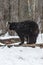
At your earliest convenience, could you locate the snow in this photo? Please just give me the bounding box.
[0,32,19,40]
[0,32,43,65]
[0,47,43,65]
[36,33,43,43]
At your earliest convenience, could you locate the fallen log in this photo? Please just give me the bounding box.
[0,38,20,44]
[0,43,43,48]
[0,38,43,48]
[14,44,43,48]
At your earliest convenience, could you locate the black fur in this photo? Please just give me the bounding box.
[8,20,39,45]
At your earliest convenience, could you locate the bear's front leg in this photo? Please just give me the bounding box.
[26,36,29,44]
[19,36,24,45]
[17,33,24,45]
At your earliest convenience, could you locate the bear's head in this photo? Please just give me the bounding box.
[8,22,16,30]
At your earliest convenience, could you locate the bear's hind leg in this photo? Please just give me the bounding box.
[29,36,36,44]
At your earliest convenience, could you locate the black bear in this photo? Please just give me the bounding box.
[8,20,39,45]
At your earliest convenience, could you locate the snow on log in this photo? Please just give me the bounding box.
[0,36,43,48]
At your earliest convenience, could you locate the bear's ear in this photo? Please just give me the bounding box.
[8,22,11,25]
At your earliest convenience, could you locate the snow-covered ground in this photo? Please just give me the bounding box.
[0,32,43,65]
[0,46,43,65]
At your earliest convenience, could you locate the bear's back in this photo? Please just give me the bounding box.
[16,20,38,31]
